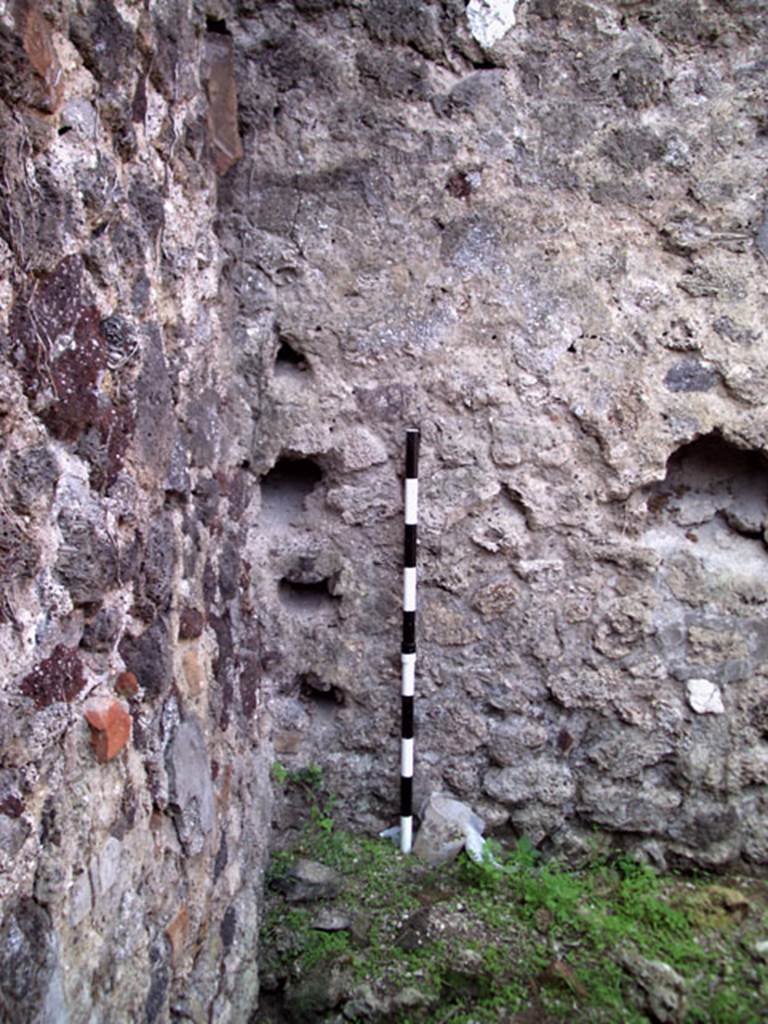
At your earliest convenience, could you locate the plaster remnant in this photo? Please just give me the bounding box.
[466,0,519,49]
[686,679,725,716]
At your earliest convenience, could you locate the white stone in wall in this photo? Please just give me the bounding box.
[466,0,519,49]
[686,678,725,715]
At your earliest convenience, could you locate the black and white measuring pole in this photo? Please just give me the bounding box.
[400,428,420,854]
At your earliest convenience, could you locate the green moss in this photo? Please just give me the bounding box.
[260,820,766,1023]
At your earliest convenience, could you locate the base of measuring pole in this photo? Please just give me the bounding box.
[400,816,413,854]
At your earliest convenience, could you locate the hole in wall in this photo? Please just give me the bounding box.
[298,672,345,707]
[260,457,323,526]
[274,339,310,378]
[641,432,768,598]
[206,17,229,34]
[647,433,768,539]
[278,577,340,615]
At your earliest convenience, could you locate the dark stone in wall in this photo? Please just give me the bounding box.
[9,446,58,513]
[209,613,235,729]
[214,832,228,881]
[39,795,60,848]
[363,0,448,62]
[18,646,86,709]
[69,1,134,89]
[110,782,138,840]
[56,509,119,605]
[0,789,24,819]
[226,468,252,522]
[615,45,666,110]
[129,177,165,241]
[664,360,718,393]
[218,538,240,603]
[178,607,205,641]
[8,256,109,443]
[0,511,40,585]
[185,388,220,468]
[220,906,236,950]
[202,556,217,610]
[356,49,430,103]
[134,325,176,483]
[194,476,221,528]
[144,944,169,1024]
[79,602,121,651]
[0,898,60,1019]
[119,619,173,702]
[135,514,177,621]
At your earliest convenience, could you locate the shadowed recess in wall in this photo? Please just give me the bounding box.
[642,433,768,602]
[274,337,310,378]
[278,577,340,615]
[647,433,768,540]
[260,456,323,526]
[298,672,345,712]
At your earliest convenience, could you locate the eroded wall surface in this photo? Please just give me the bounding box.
[224,0,768,872]
[0,2,270,1021]
[2,0,768,1020]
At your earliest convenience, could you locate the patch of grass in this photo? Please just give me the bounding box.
[260,821,768,1024]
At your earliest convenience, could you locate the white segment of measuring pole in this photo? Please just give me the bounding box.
[403,567,417,612]
[401,652,416,696]
[401,737,414,777]
[400,816,413,854]
[404,478,419,524]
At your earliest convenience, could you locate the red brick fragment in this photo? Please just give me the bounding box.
[115,671,139,698]
[205,33,243,175]
[84,698,131,763]
[15,1,63,112]
[165,905,189,964]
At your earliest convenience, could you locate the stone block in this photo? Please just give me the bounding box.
[166,717,215,856]
[484,759,575,807]
[8,257,108,443]
[178,607,205,640]
[91,836,122,898]
[19,647,86,709]
[119,619,173,701]
[181,647,204,697]
[68,873,92,927]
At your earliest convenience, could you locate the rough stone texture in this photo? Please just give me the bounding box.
[221,0,768,877]
[2,0,768,1019]
[0,2,269,1022]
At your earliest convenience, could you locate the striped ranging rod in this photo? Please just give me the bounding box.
[400,428,420,854]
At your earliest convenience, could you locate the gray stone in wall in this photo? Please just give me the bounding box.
[0,899,69,1024]
[166,717,215,857]
[55,508,119,605]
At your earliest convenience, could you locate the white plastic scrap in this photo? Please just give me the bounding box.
[466,0,519,49]
[381,796,502,868]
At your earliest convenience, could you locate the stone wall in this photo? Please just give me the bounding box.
[223,0,768,873]
[1,0,768,1020]
[0,1,270,1021]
